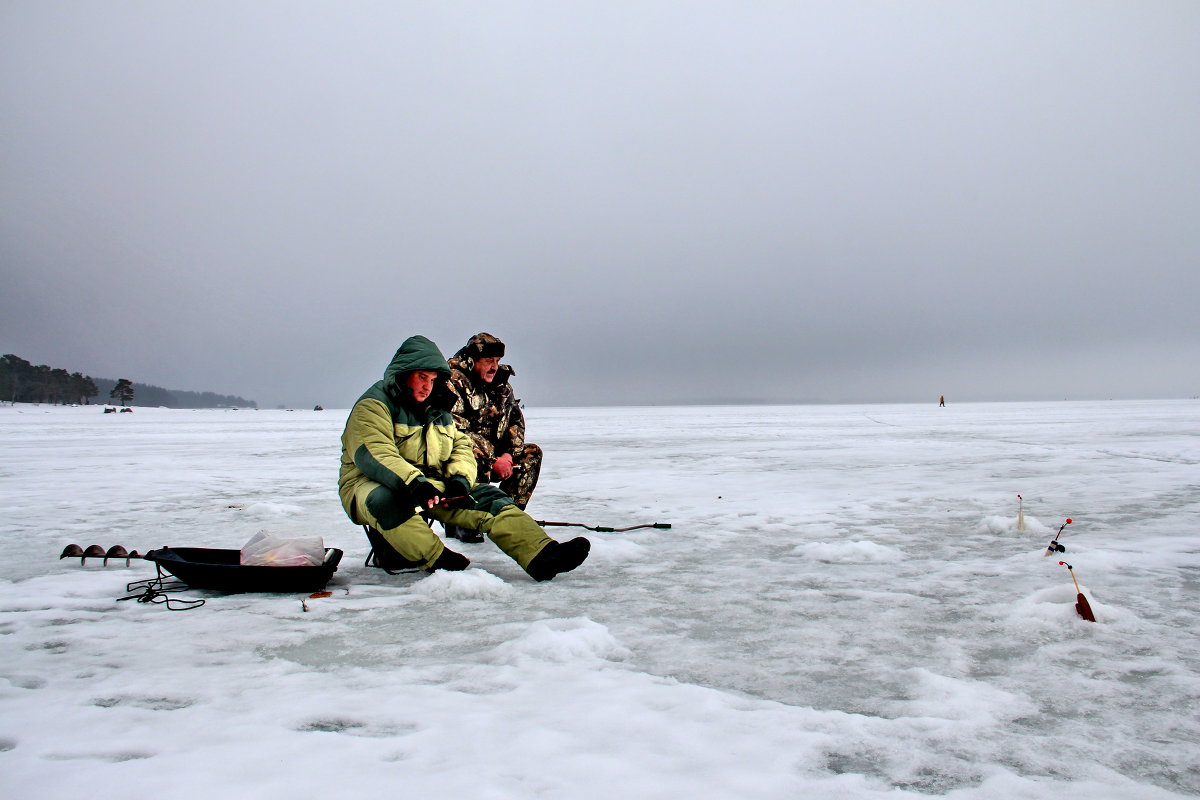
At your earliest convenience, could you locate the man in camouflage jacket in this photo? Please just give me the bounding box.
[446,332,542,510]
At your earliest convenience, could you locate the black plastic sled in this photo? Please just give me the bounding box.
[143,546,343,593]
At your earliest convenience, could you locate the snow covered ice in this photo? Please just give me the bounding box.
[1,400,1198,799]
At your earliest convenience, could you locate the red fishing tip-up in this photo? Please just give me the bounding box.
[1058,561,1096,622]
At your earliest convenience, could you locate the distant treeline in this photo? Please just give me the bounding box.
[1,354,97,404]
[2,354,256,409]
[91,378,257,409]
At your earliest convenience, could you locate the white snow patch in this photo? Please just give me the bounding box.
[884,668,1039,724]
[489,617,632,665]
[409,568,513,601]
[979,514,1055,535]
[240,501,306,518]
[793,540,905,563]
[577,535,649,564]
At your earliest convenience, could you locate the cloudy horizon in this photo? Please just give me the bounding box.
[3,1,1197,409]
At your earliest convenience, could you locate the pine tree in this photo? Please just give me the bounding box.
[110,378,135,407]
[1,354,31,404]
[70,372,98,404]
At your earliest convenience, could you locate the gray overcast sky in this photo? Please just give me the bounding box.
[2,1,1197,408]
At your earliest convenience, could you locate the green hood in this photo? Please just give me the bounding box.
[383,335,451,393]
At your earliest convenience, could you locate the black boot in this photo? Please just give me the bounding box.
[426,547,470,573]
[444,523,484,544]
[526,537,590,582]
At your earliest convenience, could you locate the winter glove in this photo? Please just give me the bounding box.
[408,478,442,510]
[491,452,514,479]
[440,476,473,509]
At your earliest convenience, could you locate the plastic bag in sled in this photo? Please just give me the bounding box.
[143,546,343,593]
[240,530,327,567]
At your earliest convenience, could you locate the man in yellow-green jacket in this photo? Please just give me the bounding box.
[338,335,589,581]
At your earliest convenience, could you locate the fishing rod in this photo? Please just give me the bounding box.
[1043,518,1073,556]
[1059,561,1096,622]
[533,520,672,533]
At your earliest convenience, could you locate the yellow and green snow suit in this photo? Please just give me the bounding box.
[337,335,552,572]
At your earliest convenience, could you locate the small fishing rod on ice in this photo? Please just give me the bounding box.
[1043,518,1073,555]
[533,520,672,533]
[1059,560,1097,622]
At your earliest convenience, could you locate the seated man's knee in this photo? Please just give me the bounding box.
[362,484,416,531]
[468,483,516,516]
[522,443,542,464]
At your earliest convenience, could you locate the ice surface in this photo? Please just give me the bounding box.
[1,400,1198,798]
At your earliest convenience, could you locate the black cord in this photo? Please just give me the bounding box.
[118,566,205,610]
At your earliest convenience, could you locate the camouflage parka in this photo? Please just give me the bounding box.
[446,333,525,474]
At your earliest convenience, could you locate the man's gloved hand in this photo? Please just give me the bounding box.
[491,453,514,479]
[440,476,473,509]
[409,478,442,510]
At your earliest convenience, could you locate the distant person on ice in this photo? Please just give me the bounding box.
[337,335,589,581]
[939,395,945,407]
[446,332,542,512]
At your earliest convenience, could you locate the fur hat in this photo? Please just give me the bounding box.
[459,332,505,360]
